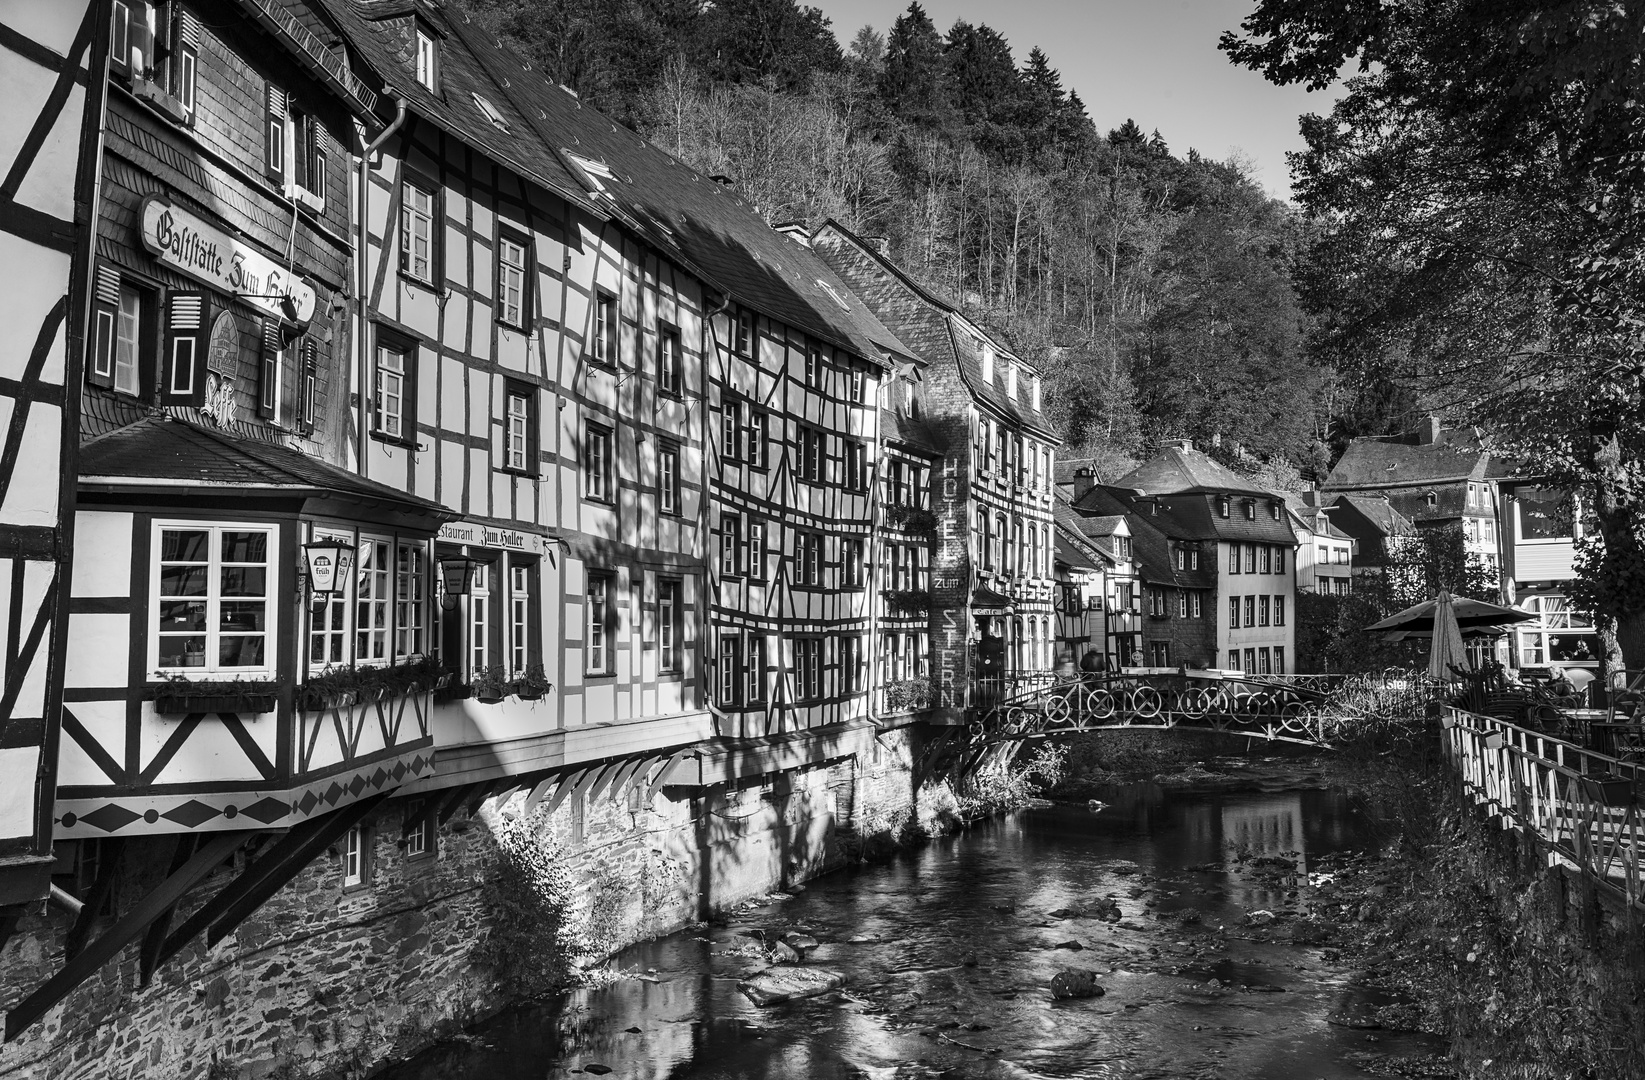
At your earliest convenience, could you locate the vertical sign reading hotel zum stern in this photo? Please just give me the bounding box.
[930,442,971,724]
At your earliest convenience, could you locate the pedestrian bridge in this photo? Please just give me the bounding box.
[964,670,1435,748]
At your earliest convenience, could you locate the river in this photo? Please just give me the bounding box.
[383,774,1448,1080]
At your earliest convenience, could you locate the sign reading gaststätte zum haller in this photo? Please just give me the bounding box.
[138,195,317,325]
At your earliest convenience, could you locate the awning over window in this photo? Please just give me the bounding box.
[971,584,1015,616]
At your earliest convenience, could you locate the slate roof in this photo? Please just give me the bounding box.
[1055,529,1102,573]
[1114,446,1270,497]
[324,0,915,367]
[79,415,456,518]
[1069,487,1215,589]
[1323,429,1494,491]
[1286,497,1351,540]
[1324,493,1417,538]
[811,221,1059,439]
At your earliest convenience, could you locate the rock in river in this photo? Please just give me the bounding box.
[1049,968,1105,999]
[739,965,847,1006]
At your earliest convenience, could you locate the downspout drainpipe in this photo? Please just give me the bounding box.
[700,290,731,722]
[354,97,408,482]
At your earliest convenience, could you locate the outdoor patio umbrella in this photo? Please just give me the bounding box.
[1427,590,1469,679]
[1365,594,1536,636]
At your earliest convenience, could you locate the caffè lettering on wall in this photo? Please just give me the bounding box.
[137,196,317,325]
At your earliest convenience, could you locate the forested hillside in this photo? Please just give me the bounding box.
[461,0,1396,478]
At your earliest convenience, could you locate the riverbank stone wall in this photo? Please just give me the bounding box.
[0,725,933,1080]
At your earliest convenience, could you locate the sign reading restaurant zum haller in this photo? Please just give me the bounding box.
[438,520,547,555]
[137,196,317,325]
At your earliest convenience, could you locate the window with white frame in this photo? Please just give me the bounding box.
[747,519,766,580]
[658,324,682,395]
[342,825,366,886]
[1274,595,1286,626]
[509,563,530,673]
[746,633,766,704]
[593,291,618,366]
[659,440,680,515]
[373,340,412,441]
[115,281,144,397]
[310,534,349,670]
[505,384,534,473]
[415,26,437,90]
[404,813,431,859]
[841,634,863,693]
[843,538,866,589]
[395,542,427,658]
[154,524,274,674]
[584,421,614,502]
[718,629,742,706]
[400,178,436,283]
[795,530,822,586]
[720,512,741,577]
[469,561,490,675]
[356,538,391,663]
[586,571,615,675]
[658,579,682,674]
[498,233,529,328]
[796,637,823,701]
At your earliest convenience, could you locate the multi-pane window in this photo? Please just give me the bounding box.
[505,385,533,472]
[469,561,489,675]
[155,525,273,674]
[1228,596,1239,629]
[586,573,614,674]
[115,282,143,397]
[1228,544,1240,574]
[718,630,742,706]
[356,539,391,663]
[842,538,866,589]
[658,579,682,674]
[796,638,822,701]
[498,234,529,327]
[734,308,753,356]
[584,422,614,502]
[1260,546,1273,574]
[1192,593,1203,618]
[747,520,766,580]
[722,401,743,463]
[844,440,867,492]
[848,365,866,403]
[799,426,824,483]
[659,441,680,515]
[1259,596,1271,626]
[1243,596,1255,628]
[593,291,618,366]
[1274,596,1286,626]
[658,325,682,395]
[720,513,741,577]
[404,813,431,858]
[1177,592,1188,618]
[400,179,436,282]
[841,635,863,693]
[415,27,437,90]
[745,634,766,704]
[805,347,824,389]
[509,564,530,673]
[1274,647,1286,674]
[395,543,426,658]
[342,826,366,887]
[1245,545,1257,574]
[1275,548,1287,574]
[795,530,822,586]
[747,410,767,469]
[374,342,410,440]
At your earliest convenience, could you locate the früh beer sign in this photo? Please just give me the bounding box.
[137,196,317,325]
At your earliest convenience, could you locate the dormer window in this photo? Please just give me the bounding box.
[1218,496,1230,519]
[1425,490,1438,508]
[415,26,438,91]
[1031,376,1041,411]
[1269,501,1280,521]
[1007,364,1018,400]
[1244,500,1256,521]
[980,340,994,384]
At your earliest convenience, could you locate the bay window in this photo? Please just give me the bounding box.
[153,524,274,676]
[305,528,434,676]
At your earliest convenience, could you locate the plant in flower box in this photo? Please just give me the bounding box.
[472,664,510,704]
[509,664,554,701]
[152,673,279,717]
[407,655,455,692]
[299,666,367,711]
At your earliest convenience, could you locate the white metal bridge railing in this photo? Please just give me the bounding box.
[1443,706,1645,911]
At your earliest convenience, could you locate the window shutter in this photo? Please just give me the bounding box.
[264,85,287,181]
[88,265,120,388]
[174,10,200,125]
[309,120,329,198]
[259,319,281,420]
[299,339,318,432]
[160,291,207,405]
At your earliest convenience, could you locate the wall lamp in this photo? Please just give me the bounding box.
[303,539,356,597]
[440,556,482,611]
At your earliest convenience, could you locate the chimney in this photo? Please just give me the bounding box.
[1211,432,1222,448]
[1073,467,1097,502]
[709,174,735,189]
[861,235,890,256]
[1178,438,1193,452]
[1417,416,1441,445]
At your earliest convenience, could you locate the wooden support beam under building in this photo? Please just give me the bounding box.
[3,831,246,1043]
[138,836,199,987]
[63,838,124,961]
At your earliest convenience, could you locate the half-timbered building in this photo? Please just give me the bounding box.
[0,1,108,912]
[811,222,1060,721]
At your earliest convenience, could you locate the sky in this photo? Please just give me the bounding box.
[811,0,1345,199]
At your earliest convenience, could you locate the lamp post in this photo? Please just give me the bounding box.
[302,539,355,597]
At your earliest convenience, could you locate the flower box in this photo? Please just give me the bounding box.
[1582,775,1635,807]
[155,692,277,717]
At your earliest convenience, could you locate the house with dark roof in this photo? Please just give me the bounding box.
[1495,478,1599,672]
[1053,499,1137,669]
[812,221,1061,718]
[1288,494,1354,595]
[1067,445,1298,673]
[1322,419,1505,585]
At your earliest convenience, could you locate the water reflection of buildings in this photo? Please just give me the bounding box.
[1222,796,1307,909]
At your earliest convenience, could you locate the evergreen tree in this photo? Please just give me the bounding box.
[880,2,949,127]
[698,0,841,90]
[1107,118,1146,150]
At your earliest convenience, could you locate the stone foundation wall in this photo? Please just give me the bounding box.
[0,725,930,1080]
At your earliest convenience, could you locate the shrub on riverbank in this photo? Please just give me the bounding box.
[472,805,587,997]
